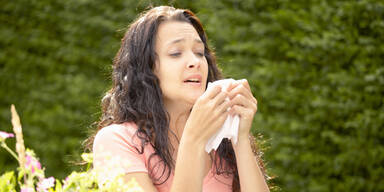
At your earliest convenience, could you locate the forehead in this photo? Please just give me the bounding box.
[156,21,202,47]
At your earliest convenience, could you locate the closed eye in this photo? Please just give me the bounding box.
[196,52,204,57]
[169,52,181,57]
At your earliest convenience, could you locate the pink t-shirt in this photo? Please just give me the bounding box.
[93,122,233,192]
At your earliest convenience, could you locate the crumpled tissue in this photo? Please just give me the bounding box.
[205,79,240,153]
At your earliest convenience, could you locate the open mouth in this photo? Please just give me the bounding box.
[183,74,202,86]
[184,79,201,83]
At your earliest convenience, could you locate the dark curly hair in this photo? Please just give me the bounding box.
[85,6,267,192]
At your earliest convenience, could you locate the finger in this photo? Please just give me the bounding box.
[230,105,256,119]
[228,84,253,100]
[201,84,222,100]
[240,79,251,91]
[212,110,229,129]
[227,81,239,92]
[230,94,255,109]
[212,91,229,107]
[216,98,232,114]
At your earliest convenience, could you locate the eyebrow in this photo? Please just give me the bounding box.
[167,38,204,46]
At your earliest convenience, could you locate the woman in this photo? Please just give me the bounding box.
[90,5,270,192]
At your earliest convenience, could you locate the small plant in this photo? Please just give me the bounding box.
[0,105,143,192]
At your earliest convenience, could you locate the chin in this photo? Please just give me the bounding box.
[181,89,205,106]
[184,94,200,105]
[184,97,197,106]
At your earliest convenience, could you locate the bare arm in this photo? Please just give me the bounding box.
[233,135,269,192]
[228,80,269,192]
[170,85,230,191]
[170,135,207,192]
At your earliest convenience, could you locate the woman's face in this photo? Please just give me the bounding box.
[154,21,208,107]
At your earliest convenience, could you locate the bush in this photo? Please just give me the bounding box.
[192,0,384,191]
[0,105,143,192]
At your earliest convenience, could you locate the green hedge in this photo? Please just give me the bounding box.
[0,0,137,178]
[197,0,384,191]
[1,0,383,191]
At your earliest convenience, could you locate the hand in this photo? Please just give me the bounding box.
[183,85,232,145]
[228,79,258,140]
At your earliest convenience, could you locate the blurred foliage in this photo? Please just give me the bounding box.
[1,0,383,191]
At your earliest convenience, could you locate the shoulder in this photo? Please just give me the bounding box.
[94,122,138,142]
[92,123,152,184]
[93,122,142,152]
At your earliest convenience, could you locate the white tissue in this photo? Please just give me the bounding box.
[205,79,240,153]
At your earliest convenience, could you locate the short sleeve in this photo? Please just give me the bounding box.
[93,123,148,182]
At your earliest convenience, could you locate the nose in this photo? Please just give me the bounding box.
[187,52,201,69]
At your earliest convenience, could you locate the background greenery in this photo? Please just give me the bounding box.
[1,0,383,191]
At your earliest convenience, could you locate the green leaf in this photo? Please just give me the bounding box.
[0,171,16,192]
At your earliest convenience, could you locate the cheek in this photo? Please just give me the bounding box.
[154,60,171,81]
[203,59,209,79]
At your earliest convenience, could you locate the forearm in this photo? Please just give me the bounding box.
[233,134,269,192]
[170,135,206,192]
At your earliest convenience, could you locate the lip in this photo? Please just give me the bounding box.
[183,74,202,83]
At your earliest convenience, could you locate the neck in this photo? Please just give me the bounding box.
[164,100,191,141]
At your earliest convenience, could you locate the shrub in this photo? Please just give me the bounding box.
[0,105,143,192]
